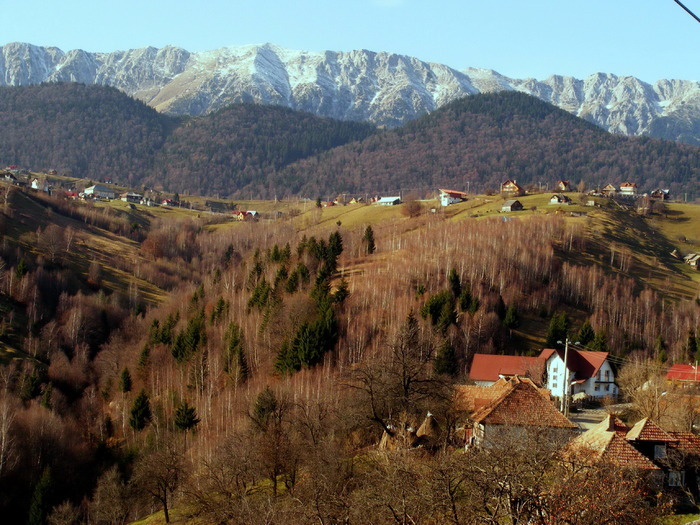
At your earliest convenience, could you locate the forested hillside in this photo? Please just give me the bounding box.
[0,85,698,200]
[0,84,375,195]
[0,184,698,523]
[278,92,700,197]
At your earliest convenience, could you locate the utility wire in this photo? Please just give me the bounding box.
[673,0,700,23]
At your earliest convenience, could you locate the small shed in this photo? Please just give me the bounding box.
[501,199,523,212]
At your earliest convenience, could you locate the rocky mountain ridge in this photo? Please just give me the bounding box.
[2,42,700,144]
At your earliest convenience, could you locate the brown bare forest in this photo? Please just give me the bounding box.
[0,188,698,523]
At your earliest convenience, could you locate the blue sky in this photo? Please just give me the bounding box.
[1,0,698,82]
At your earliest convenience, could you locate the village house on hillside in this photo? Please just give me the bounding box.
[500,179,524,197]
[121,192,142,203]
[501,199,523,212]
[619,182,638,198]
[457,376,577,448]
[556,180,571,192]
[666,364,700,385]
[468,354,545,387]
[601,183,618,197]
[568,415,700,495]
[439,188,468,207]
[651,188,670,200]
[83,184,116,200]
[549,194,571,205]
[376,196,401,206]
[540,347,618,403]
[30,178,50,193]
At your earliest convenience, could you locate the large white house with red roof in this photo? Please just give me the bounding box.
[540,347,618,400]
[438,188,468,207]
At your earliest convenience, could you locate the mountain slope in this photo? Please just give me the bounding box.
[276,92,700,197]
[0,83,376,195]
[2,42,700,145]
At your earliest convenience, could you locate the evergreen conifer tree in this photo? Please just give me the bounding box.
[129,390,151,431]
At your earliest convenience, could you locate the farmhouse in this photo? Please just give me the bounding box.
[601,184,618,197]
[619,182,638,197]
[651,188,670,200]
[83,184,115,199]
[540,347,618,402]
[31,178,50,193]
[468,354,545,387]
[667,364,700,385]
[556,180,571,192]
[500,179,524,197]
[568,415,700,493]
[501,199,523,212]
[121,192,142,203]
[466,376,577,448]
[439,188,468,207]
[549,194,571,205]
[376,196,401,206]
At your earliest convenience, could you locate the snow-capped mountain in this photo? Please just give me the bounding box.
[2,42,700,145]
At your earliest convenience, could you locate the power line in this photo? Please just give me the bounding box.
[673,0,700,23]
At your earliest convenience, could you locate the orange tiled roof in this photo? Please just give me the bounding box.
[626,418,678,443]
[668,431,700,456]
[471,377,576,429]
[469,354,545,384]
[570,415,660,470]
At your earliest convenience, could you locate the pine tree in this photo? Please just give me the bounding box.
[503,305,520,329]
[495,296,506,320]
[119,367,132,393]
[545,312,570,348]
[590,331,609,353]
[27,467,52,525]
[577,321,595,346]
[434,340,458,376]
[334,278,350,304]
[174,401,200,432]
[129,390,151,431]
[448,268,461,298]
[362,225,376,255]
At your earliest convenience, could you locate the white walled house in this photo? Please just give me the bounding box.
[540,348,618,401]
[439,188,468,207]
[84,184,116,200]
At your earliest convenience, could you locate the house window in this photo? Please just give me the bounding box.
[552,383,558,389]
[668,471,684,487]
[605,370,610,380]
[594,385,600,391]
[552,374,558,381]
[654,444,667,459]
[605,384,609,391]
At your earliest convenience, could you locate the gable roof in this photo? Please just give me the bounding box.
[666,364,700,382]
[626,418,678,443]
[501,179,523,189]
[569,414,660,470]
[539,348,608,380]
[503,199,522,207]
[470,377,576,429]
[469,354,545,384]
[439,188,468,198]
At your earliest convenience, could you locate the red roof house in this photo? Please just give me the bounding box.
[666,364,700,384]
[469,354,545,386]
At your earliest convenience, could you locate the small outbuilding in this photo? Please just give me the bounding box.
[501,199,523,212]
